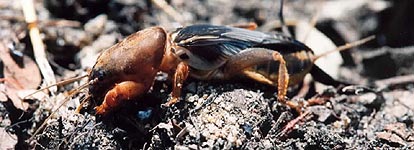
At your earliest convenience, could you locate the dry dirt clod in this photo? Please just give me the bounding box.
[376,131,407,146]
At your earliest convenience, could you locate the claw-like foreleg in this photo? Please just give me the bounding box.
[163,62,189,106]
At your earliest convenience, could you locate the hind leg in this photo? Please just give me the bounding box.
[222,48,299,110]
[95,81,146,115]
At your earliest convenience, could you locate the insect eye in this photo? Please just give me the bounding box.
[179,53,189,60]
[97,70,105,81]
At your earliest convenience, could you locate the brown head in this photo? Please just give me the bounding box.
[88,27,169,100]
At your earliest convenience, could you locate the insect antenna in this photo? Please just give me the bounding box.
[23,74,88,100]
[278,0,292,37]
[301,0,324,42]
[312,35,376,62]
[29,78,97,141]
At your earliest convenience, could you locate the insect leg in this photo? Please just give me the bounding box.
[242,70,276,85]
[222,48,289,102]
[273,52,290,102]
[95,81,147,115]
[163,62,189,106]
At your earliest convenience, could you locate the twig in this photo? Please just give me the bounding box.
[229,22,258,30]
[301,0,324,43]
[41,20,81,28]
[375,74,414,90]
[21,0,57,93]
[175,126,188,142]
[0,14,81,28]
[151,0,185,26]
[0,15,25,21]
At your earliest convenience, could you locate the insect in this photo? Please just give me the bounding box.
[86,24,373,115]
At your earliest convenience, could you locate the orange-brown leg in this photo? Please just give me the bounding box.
[242,70,276,85]
[223,48,301,112]
[272,51,289,102]
[163,62,189,106]
[273,53,303,113]
[223,48,289,98]
[95,81,146,115]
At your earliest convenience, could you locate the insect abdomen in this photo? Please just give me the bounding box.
[251,50,314,86]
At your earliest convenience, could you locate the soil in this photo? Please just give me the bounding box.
[1,0,414,149]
